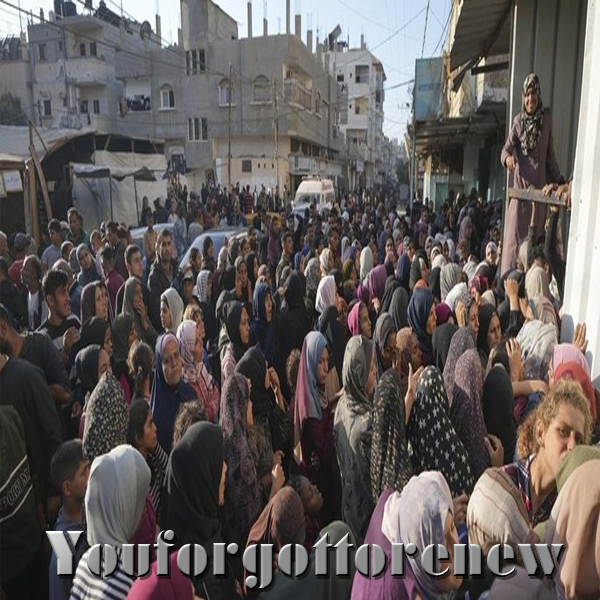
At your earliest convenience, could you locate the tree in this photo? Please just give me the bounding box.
[0,92,28,125]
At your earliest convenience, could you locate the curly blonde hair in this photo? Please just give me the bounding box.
[517,379,592,458]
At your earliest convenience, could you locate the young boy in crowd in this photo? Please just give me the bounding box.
[49,440,89,600]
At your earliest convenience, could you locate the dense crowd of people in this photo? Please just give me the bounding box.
[0,74,598,600]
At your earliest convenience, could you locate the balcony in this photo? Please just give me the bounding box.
[284,78,312,111]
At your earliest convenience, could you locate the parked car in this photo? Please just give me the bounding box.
[178,226,248,271]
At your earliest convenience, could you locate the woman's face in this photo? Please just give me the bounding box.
[98,348,111,379]
[128,324,137,348]
[386,238,394,255]
[237,261,248,288]
[103,327,112,357]
[538,404,586,476]
[359,305,372,339]
[208,242,214,259]
[239,307,250,345]
[486,314,502,350]
[468,302,479,338]
[193,327,204,363]
[524,87,539,115]
[79,248,92,270]
[408,333,423,370]
[162,339,182,386]
[140,409,157,452]
[317,347,329,386]
[218,461,227,507]
[264,293,273,323]
[381,330,397,371]
[437,512,462,592]
[95,286,109,320]
[426,303,437,336]
[365,355,376,396]
[160,300,172,331]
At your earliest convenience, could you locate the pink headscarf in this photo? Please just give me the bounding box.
[552,343,590,375]
[348,302,362,336]
[435,302,453,326]
[368,265,388,302]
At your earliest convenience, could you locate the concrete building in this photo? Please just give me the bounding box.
[323,37,386,190]
[0,35,34,123]
[179,0,344,194]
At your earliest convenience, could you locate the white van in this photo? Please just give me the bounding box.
[292,178,336,217]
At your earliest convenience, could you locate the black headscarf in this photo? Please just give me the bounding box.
[380,276,399,315]
[223,301,248,363]
[235,345,273,418]
[428,267,442,303]
[431,323,459,373]
[76,344,101,395]
[482,366,517,463]
[163,422,238,599]
[389,287,409,330]
[284,271,306,310]
[317,306,345,378]
[396,253,411,292]
[79,316,109,349]
[477,304,498,364]
[246,253,258,289]
[220,266,237,293]
[227,239,241,268]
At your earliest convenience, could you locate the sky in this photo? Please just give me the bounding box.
[1,0,452,141]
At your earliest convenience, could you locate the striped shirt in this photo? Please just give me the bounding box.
[148,442,168,519]
[69,549,135,600]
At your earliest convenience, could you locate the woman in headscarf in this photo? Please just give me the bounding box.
[545,460,600,600]
[122,277,158,347]
[212,245,229,305]
[367,264,387,310]
[292,332,338,524]
[252,281,277,366]
[525,263,552,303]
[200,235,216,272]
[236,345,288,503]
[428,266,442,303]
[387,287,408,331]
[409,251,430,290]
[82,369,129,463]
[458,215,478,256]
[80,280,110,324]
[451,349,497,478]
[221,301,250,382]
[304,257,321,322]
[467,467,539,599]
[347,301,372,338]
[396,253,411,292]
[442,326,476,406]
[341,258,357,285]
[352,472,462,600]
[379,276,399,316]
[501,72,563,270]
[333,335,376,544]
[163,422,241,599]
[408,367,474,496]
[477,304,502,370]
[177,320,220,422]
[395,327,422,397]
[440,263,463,303]
[359,246,373,284]
[196,269,216,342]
[373,312,397,381]
[504,379,592,527]
[220,372,262,548]
[76,243,100,288]
[70,445,151,600]
[160,287,184,334]
[150,332,197,454]
[431,322,458,374]
[244,488,306,597]
[79,316,111,356]
[75,344,108,403]
[407,287,437,366]
[516,319,557,381]
[110,314,136,405]
[370,368,414,503]
[314,274,336,317]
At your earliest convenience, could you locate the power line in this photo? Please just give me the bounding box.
[421,0,430,58]
[432,3,452,56]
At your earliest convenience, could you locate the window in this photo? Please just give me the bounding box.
[188,117,208,142]
[241,159,252,173]
[219,78,233,106]
[198,49,205,72]
[80,43,86,57]
[315,91,321,114]
[160,85,175,109]
[80,100,89,114]
[337,74,344,82]
[38,43,46,60]
[43,99,52,116]
[186,48,205,75]
[186,51,191,75]
[93,100,100,114]
[253,75,270,103]
[191,50,198,73]
[90,42,97,56]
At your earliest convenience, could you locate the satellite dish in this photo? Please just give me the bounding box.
[140,20,152,40]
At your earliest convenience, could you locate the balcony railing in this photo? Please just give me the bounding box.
[284,78,312,111]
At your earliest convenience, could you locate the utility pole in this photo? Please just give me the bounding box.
[272,77,279,196]
[228,62,232,193]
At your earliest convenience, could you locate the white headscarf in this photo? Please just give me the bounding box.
[86,444,151,551]
[445,282,469,312]
[360,247,373,283]
[161,287,184,333]
[315,275,337,315]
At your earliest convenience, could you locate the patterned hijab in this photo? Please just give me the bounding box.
[519,73,544,156]
[293,332,328,465]
[373,312,397,380]
[371,369,413,501]
[176,319,199,385]
[442,327,476,406]
[304,258,320,298]
[407,366,474,497]
[382,471,455,600]
[451,349,490,480]
[389,287,409,330]
[196,270,212,304]
[219,372,261,544]
[440,263,463,302]
[341,335,374,414]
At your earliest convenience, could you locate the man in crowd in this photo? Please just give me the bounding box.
[41,220,63,272]
[21,255,48,331]
[0,258,27,330]
[116,244,147,314]
[8,232,32,286]
[148,229,179,330]
[99,245,124,317]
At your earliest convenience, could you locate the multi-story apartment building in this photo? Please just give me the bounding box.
[323,38,386,190]
[0,34,34,123]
